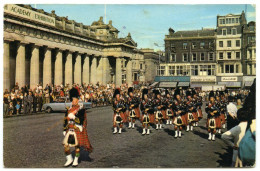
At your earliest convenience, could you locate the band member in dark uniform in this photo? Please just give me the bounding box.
[112,88,126,134]
[205,91,221,141]
[127,87,140,129]
[173,88,186,138]
[153,90,164,130]
[63,88,93,167]
[165,90,174,125]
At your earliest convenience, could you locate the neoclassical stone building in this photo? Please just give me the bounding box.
[4,4,143,90]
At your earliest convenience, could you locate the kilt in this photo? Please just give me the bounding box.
[134,108,141,118]
[161,110,167,119]
[197,109,203,119]
[220,113,226,124]
[182,113,188,126]
[206,117,222,129]
[193,112,199,122]
[113,112,127,123]
[73,127,93,152]
[149,113,155,124]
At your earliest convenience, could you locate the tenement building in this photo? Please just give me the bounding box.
[3,4,145,91]
[162,28,217,89]
[216,12,246,89]
[159,11,256,90]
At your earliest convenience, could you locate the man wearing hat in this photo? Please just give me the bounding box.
[62,87,93,167]
[112,88,126,134]
[205,91,221,141]
[140,88,153,135]
[153,89,164,130]
[127,87,140,129]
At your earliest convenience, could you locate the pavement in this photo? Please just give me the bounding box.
[3,104,233,168]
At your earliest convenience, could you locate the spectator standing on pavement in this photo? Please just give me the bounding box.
[226,102,239,130]
[23,93,29,114]
[38,92,43,112]
[236,99,242,110]
[28,92,33,114]
[221,108,248,167]
[3,94,9,117]
[33,93,38,113]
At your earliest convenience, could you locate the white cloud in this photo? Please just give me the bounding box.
[247,11,256,19]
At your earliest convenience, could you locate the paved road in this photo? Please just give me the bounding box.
[3,104,233,168]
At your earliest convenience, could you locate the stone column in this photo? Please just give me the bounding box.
[43,47,52,87]
[96,56,103,84]
[102,57,109,84]
[90,56,97,84]
[4,40,10,91]
[55,49,63,86]
[116,57,122,87]
[82,55,90,85]
[74,53,82,85]
[65,51,73,86]
[126,58,132,86]
[30,44,40,89]
[16,42,26,87]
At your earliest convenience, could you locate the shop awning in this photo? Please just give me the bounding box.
[178,82,190,87]
[159,82,177,88]
[218,82,241,87]
[150,82,159,87]
[190,84,202,88]
[244,81,253,87]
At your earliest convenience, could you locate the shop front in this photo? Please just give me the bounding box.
[217,76,243,89]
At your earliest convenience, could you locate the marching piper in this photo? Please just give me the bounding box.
[127,87,140,129]
[112,88,126,134]
[153,90,164,130]
[63,88,93,167]
[205,91,221,141]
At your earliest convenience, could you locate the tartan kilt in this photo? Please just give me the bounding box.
[161,110,167,119]
[74,128,93,152]
[134,108,141,119]
[193,112,199,122]
[206,117,222,129]
[220,113,226,124]
[149,113,155,124]
[182,113,188,126]
[197,109,203,119]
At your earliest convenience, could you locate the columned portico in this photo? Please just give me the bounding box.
[43,47,52,87]
[65,51,73,86]
[74,53,82,85]
[116,57,122,87]
[16,42,26,87]
[102,57,109,84]
[82,55,90,85]
[96,56,103,84]
[30,44,40,89]
[126,58,132,86]
[55,49,63,86]
[4,40,10,91]
[90,56,97,84]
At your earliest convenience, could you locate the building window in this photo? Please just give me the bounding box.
[232,18,235,23]
[225,64,234,73]
[140,64,143,70]
[183,53,188,62]
[176,66,183,76]
[236,64,239,73]
[183,43,187,49]
[200,42,205,49]
[171,43,175,48]
[200,53,205,61]
[249,26,255,32]
[169,66,175,76]
[219,19,225,24]
[191,65,198,75]
[227,52,232,59]
[236,52,240,59]
[192,53,197,61]
[192,42,196,49]
[236,18,239,23]
[222,29,227,36]
[209,53,214,61]
[170,54,176,62]
[157,66,165,76]
[219,41,223,47]
[219,52,224,59]
[236,40,240,47]
[232,28,237,35]
[248,36,256,44]
[227,40,231,47]
[220,64,224,73]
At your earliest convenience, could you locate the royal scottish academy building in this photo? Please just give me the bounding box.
[3,4,145,91]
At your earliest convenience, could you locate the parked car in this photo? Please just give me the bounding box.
[43,97,92,113]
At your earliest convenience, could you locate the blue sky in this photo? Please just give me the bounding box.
[31,4,256,50]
